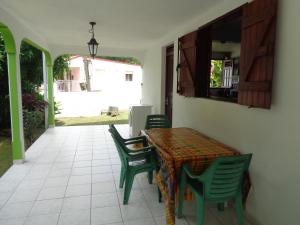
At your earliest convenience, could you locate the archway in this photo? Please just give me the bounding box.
[20,39,54,149]
[0,22,24,167]
[22,39,54,128]
[0,31,13,176]
[53,55,142,126]
[20,40,46,149]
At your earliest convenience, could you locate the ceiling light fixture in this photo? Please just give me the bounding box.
[87,22,99,58]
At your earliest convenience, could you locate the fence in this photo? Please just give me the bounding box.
[55,80,85,92]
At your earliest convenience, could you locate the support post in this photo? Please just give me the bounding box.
[42,53,48,128]
[0,23,25,162]
[8,52,24,162]
[47,59,55,127]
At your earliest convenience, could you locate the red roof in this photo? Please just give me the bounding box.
[69,55,141,67]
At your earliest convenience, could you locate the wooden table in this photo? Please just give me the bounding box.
[142,128,238,225]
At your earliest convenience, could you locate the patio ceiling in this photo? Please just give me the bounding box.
[0,0,223,50]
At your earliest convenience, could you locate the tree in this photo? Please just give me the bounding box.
[53,54,70,80]
[0,33,11,130]
[96,56,141,65]
[210,60,223,88]
[20,42,43,93]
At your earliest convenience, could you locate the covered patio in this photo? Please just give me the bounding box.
[0,0,299,225]
[0,125,254,225]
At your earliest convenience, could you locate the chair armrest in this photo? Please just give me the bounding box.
[126,146,154,160]
[124,136,147,145]
[124,136,147,142]
[182,164,205,182]
[128,145,154,155]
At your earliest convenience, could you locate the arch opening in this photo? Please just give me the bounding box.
[0,22,24,169]
[20,40,47,149]
[0,31,13,176]
[53,54,142,127]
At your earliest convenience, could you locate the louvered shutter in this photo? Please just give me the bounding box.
[177,31,198,97]
[238,0,277,109]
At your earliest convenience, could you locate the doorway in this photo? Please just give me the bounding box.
[165,44,174,126]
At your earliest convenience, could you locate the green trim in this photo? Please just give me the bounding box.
[21,38,55,126]
[47,64,55,126]
[0,23,23,160]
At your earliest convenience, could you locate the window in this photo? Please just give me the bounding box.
[209,10,242,102]
[177,0,277,109]
[125,73,133,81]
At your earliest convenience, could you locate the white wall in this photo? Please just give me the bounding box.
[142,1,300,225]
[142,47,165,113]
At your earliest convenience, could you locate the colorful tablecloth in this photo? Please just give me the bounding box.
[142,128,238,225]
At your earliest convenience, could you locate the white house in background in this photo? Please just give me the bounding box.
[56,55,142,93]
[53,56,143,116]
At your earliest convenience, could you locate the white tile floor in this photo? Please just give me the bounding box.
[0,125,254,225]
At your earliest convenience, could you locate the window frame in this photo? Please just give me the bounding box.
[176,0,277,109]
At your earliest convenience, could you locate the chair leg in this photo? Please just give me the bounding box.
[147,170,153,184]
[158,186,162,203]
[119,166,126,188]
[123,170,135,205]
[177,172,187,218]
[195,194,205,225]
[217,203,224,211]
[235,194,244,225]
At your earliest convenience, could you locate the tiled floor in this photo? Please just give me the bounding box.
[0,125,253,225]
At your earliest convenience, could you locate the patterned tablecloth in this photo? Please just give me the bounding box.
[142,128,238,225]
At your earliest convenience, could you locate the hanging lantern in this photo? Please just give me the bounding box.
[87,22,99,58]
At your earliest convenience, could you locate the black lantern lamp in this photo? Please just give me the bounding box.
[87,22,99,58]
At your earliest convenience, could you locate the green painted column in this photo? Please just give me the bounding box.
[47,61,55,126]
[7,53,24,160]
[0,23,24,161]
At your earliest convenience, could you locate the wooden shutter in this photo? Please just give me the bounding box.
[238,0,277,109]
[195,26,211,97]
[177,31,198,97]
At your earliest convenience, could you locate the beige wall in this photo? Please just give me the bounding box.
[142,1,300,225]
[142,47,164,113]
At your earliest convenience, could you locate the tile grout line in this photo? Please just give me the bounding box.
[139,183,162,225]
[106,128,125,225]
[1,134,58,223]
[55,129,80,225]
[89,127,97,225]
[2,131,67,223]
[0,139,47,211]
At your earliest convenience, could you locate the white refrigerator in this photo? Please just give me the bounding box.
[129,105,152,137]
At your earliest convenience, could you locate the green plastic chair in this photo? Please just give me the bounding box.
[177,154,252,225]
[108,124,156,204]
[145,114,171,129]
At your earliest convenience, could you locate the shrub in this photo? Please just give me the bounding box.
[23,109,44,145]
[22,93,48,111]
[22,93,47,146]
[0,95,11,130]
[54,99,61,115]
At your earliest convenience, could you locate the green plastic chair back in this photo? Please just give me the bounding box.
[108,124,156,204]
[200,154,252,201]
[177,154,252,225]
[145,114,171,129]
[108,125,128,166]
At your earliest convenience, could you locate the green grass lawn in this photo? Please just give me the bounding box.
[55,111,129,126]
[0,136,13,177]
